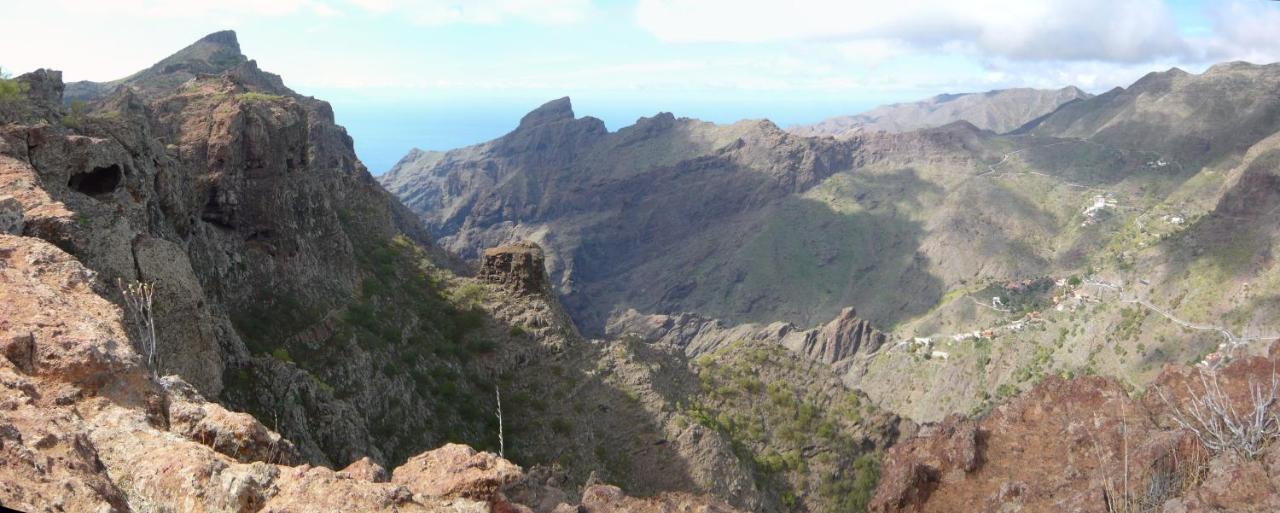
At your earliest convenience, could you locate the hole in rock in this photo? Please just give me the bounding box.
[68,164,122,197]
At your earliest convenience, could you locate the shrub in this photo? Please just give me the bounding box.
[238,91,286,103]
[450,283,487,310]
[62,99,89,129]
[271,347,293,363]
[0,67,29,119]
[550,417,573,435]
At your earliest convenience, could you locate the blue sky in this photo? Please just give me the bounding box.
[5,0,1280,172]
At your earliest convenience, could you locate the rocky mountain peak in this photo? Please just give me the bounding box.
[64,30,251,102]
[196,29,241,50]
[518,96,576,128]
[150,29,247,74]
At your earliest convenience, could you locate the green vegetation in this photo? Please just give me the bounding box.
[1112,306,1149,342]
[224,207,515,465]
[270,347,293,363]
[685,341,883,512]
[237,91,287,103]
[0,66,30,119]
[61,99,89,129]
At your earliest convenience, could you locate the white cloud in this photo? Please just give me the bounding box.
[1196,1,1280,64]
[25,0,592,24]
[635,0,1189,63]
[330,0,593,25]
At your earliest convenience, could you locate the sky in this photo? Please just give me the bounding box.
[4,0,1280,173]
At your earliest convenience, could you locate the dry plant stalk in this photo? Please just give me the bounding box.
[118,279,158,377]
[496,384,505,458]
[1158,365,1280,459]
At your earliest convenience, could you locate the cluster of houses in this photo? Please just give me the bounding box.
[906,337,951,360]
[1081,194,1117,226]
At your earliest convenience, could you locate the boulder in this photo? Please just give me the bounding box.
[391,443,523,501]
[0,196,22,235]
[161,376,302,465]
[339,456,389,483]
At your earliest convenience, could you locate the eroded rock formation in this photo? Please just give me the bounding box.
[481,241,549,295]
[608,305,886,365]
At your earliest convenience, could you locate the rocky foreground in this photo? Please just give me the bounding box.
[0,230,743,513]
[868,350,1280,513]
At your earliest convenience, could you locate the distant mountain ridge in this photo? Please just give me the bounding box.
[790,86,1091,136]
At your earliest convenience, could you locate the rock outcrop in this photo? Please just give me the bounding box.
[0,196,22,235]
[869,350,1280,513]
[786,306,887,364]
[608,305,886,365]
[0,30,491,470]
[0,233,501,513]
[392,443,524,501]
[0,145,737,513]
[481,241,549,295]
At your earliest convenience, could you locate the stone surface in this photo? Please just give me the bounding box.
[869,353,1280,513]
[0,196,22,235]
[788,306,888,364]
[578,484,744,513]
[608,305,887,365]
[480,241,549,296]
[162,375,302,465]
[391,443,524,501]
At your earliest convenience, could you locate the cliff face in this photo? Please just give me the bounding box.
[1,31,464,469]
[0,233,511,513]
[0,230,755,512]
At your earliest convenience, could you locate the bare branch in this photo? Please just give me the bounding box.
[118,278,159,378]
[1158,365,1280,459]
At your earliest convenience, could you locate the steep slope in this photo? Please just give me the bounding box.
[1022,62,1280,169]
[791,86,1090,137]
[0,231,746,513]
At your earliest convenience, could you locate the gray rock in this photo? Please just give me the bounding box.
[0,196,23,235]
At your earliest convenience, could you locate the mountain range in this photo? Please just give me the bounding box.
[5,30,1280,513]
[789,86,1091,137]
[381,60,1280,423]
